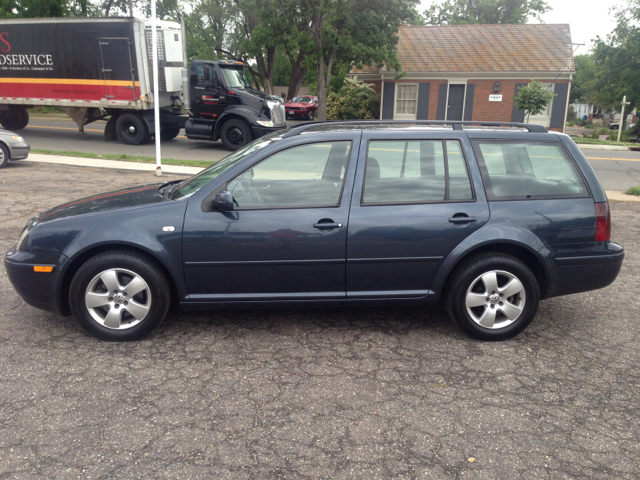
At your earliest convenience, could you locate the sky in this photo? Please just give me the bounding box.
[418,0,625,54]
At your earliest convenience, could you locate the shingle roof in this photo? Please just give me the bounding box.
[353,24,574,74]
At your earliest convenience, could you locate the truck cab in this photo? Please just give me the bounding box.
[185,60,286,150]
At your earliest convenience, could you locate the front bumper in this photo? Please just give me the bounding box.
[251,124,285,139]
[544,242,624,299]
[7,141,30,160]
[4,247,70,315]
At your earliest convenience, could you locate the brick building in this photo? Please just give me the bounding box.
[350,24,575,132]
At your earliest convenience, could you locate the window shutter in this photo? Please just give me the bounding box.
[463,84,475,121]
[416,83,430,120]
[550,83,569,128]
[437,84,448,120]
[382,82,395,119]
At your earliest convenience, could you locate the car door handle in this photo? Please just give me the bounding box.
[448,215,477,224]
[313,220,343,229]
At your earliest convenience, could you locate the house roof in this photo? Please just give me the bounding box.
[353,24,575,75]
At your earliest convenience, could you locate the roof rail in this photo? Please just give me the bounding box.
[281,120,548,137]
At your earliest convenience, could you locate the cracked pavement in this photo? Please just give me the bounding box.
[1,162,639,479]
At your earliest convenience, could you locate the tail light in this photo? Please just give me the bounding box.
[595,201,611,242]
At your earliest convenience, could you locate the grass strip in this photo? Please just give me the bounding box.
[573,138,634,147]
[626,186,640,196]
[31,149,212,168]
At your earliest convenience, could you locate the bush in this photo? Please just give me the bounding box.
[326,77,380,120]
[592,128,615,139]
[566,122,574,127]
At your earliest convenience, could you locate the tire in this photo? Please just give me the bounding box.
[1,109,29,130]
[0,143,9,169]
[160,124,181,141]
[115,113,150,145]
[69,250,171,341]
[307,110,314,120]
[104,116,118,141]
[445,253,540,341]
[220,119,253,151]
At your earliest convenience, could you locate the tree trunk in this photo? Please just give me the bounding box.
[255,51,271,94]
[129,0,134,16]
[286,50,307,101]
[104,0,114,16]
[266,45,276,96]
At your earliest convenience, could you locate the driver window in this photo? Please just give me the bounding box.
[227,141,352,209]
[208,65,220,87]
[196,65,205,84]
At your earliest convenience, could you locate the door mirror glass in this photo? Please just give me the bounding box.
[213,190,234,211]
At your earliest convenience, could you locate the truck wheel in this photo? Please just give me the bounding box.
[1,109,29,130]
[104,116,118,141]
[160,125,181,141]
[0,143,9,168]
[220,119,253,151]
[115,113,150,145]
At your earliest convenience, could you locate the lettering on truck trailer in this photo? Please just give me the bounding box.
[0,33,54,69]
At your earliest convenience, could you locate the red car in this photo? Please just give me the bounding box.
[284,96,318,120]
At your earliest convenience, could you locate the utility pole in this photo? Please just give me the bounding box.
[618,95,630,143]
[152,0,162,176]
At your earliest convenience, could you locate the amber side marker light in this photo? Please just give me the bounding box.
[33,266,54,273]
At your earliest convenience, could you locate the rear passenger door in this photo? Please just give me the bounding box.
[346,131,490,298]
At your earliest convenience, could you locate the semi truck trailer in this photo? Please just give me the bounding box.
[0,17,286,149]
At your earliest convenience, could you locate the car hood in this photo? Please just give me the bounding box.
[32,184,167,225]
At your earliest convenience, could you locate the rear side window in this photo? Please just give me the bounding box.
[362,140,474,205]
[474,141,589,200]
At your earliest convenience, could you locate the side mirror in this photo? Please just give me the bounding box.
[213,190,234,211]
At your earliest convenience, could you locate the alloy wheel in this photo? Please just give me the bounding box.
[465,270,526,329]
[84,268,152,330]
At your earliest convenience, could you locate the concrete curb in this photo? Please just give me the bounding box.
[578,144,630,151]
[25,153,203,175]
[607,191,640,202]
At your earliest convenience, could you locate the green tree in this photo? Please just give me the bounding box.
[424,0,550,25]
[570,54,599,104]
[590,0,640,131]
[0,0,68,17]
[302,0,418,120]
[512,80,556,123]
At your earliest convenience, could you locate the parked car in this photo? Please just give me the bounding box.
[5,121,624,342]
[0,128,30,168]
[284,96,318,120]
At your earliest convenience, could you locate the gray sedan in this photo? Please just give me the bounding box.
[0,128,30,168]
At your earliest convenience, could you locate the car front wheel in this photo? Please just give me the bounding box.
[69,250,171,341]
[446,253,540,341]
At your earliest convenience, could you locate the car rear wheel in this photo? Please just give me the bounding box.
[307,110,314,120]
[69,251,171,341]
[0,143,9,168]
[446,253,540,341]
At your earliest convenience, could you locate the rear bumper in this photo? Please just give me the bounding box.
[4,247,70,315]
[544,242,624,299]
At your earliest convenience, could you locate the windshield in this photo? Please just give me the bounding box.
[171,131,287,200]
[292,97,313,103]
[220,66,253,88]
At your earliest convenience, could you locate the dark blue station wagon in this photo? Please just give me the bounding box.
[5,121,624,341]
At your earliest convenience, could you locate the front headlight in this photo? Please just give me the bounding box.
[17,227,30,251]
[256,120,275,127]
[12,135,24,143]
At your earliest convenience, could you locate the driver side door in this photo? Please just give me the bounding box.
[182,133,361,302]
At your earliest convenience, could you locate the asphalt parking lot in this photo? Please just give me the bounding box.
[1,161,639,479]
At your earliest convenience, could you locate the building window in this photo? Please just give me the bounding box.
[394,84,418,119]
[527,83,554,127]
